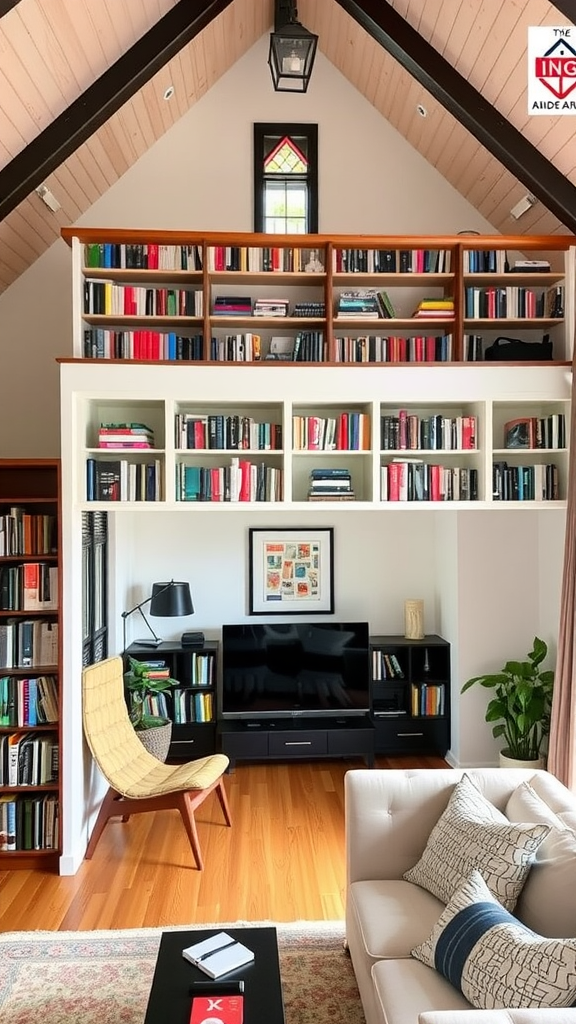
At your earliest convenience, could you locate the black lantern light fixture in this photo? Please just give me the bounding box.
[268,0,318,94]
[122,579,197,649]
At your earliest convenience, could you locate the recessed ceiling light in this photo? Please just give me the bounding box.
[163,86,175,101]
[417,104,428,118]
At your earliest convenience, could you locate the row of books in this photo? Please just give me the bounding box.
[98,423,155,450]
[175,414,282,452]
[210,333,262,361]
[0,562,58,612]
[0,794,59,852]
[172,689,214,724]
[492,462,559,501]
[372,650,405,680]
[0,674,59,726]
[83,328,205,360]
[503,414,566,450]
[293,413,371,452]
[0,621,58,669]
[177,460,283,503]
[463,251,551,274]
[332,248,451,273]
[380,413,477,452]
[334,334,454,363]
[84,242,203,271]
[381,463,479,502]
[208,245,322,273]
[0,509,56,557]
[308,468,355,502]
[464,285,564,319]
[84,281,203,317]
[86,459,162,502]
[411,682,446,716]
[0,731,59,786]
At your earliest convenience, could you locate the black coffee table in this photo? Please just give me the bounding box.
[144,926,285,1024]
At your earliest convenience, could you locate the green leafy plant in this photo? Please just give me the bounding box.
[124,656,177,731]
[461,637,555,762]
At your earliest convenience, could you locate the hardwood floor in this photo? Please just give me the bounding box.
[0,755,447,932]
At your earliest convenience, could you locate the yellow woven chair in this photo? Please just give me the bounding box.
[82,655,231,869]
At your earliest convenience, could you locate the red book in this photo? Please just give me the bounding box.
[387,462,400,501]
[425,336,437,362]
[190,996,243,1024]
[430,464,442,501]
[147,243,159,270]
[239,461,251,501]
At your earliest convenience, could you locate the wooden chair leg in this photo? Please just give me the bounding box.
[176,791,203,870]
[85,787,125,859]
[216,778,232,826]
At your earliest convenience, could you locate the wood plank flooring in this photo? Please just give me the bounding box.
[0,755,447,932]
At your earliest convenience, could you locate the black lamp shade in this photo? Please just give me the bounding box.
[149,581,194,617]
[268,20,318,93]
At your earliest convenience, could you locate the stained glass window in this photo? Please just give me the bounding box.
[254,124,318,234]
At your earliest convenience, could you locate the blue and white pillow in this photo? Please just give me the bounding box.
[412,869,576,1009]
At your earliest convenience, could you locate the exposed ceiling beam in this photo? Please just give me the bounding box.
[548,2,576,21]
[0,1,22,15]
[335,0,576,234]
[0,0,234,223]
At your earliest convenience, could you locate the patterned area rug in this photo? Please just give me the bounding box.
[0,920,365,1024]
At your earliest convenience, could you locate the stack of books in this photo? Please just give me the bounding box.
[412,297,454,318]
[336,290,380,319]
[212,296,252,316]
[98,422,155,449]
[308,467,355,501]
[253,297,289,317]
[293,300,325,317]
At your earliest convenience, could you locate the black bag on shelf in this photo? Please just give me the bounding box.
[484,334,553,361]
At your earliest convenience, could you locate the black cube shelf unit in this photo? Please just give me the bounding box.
[123,640,218,760]
[370,634,450,756]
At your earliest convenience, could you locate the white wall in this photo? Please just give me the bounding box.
[0,35,497,457]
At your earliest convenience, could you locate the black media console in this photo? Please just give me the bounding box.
[217,716,375,769]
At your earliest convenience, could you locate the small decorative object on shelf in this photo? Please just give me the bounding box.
[404,599,424,640]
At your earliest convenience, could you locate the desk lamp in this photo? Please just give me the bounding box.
[122,580,200,650]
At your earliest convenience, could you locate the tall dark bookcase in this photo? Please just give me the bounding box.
[370,634,450,756]
[0,459,62,869]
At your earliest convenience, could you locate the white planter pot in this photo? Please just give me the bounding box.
[499,750,546,770]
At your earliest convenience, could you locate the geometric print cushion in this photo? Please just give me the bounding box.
[411,869,576,1009]
[403,774,550,911]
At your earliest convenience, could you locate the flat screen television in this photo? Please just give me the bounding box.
[221,621,371,719]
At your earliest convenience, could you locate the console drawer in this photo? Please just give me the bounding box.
[268,730,328,756]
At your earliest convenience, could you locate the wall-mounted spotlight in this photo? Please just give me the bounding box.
[510,194,537,220]
[268,0,318,93]
[35,184,61,213]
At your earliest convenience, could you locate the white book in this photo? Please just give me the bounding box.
[182,931,254,979]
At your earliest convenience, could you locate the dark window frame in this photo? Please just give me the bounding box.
[253,122,318,234]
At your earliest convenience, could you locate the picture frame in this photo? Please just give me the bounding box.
[248,527,334,615]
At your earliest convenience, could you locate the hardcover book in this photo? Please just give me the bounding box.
[182,932,254,979]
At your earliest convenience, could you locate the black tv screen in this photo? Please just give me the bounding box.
[221,621,370,719]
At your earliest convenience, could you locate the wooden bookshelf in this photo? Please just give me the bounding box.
[0,459,62,869]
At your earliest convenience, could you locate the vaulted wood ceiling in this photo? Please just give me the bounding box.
[0,0,574,295]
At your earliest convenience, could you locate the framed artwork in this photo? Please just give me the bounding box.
[248,526,334,615]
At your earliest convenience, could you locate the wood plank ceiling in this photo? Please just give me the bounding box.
[0,0,573,295]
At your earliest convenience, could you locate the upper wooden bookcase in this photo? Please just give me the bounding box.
[61,229,576,365]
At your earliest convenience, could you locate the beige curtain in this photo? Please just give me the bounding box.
[548,365,576,789]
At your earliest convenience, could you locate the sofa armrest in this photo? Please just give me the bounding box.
[419,1012,576,1024]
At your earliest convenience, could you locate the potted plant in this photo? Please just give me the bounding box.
[124,656,177,761]
[461,636,555,767]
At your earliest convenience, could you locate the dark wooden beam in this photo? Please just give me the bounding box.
[0,0,234,222]
[548,2,575,21]
[0,1,22,16]
[335,0,576,233]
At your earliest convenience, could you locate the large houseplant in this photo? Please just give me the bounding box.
[124,656,177,760]
[461,636,555,765]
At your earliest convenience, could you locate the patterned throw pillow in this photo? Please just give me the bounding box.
[403,774,550,911]
[411,869,576,1009]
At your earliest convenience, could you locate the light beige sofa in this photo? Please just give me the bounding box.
[345,768,576,1024]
